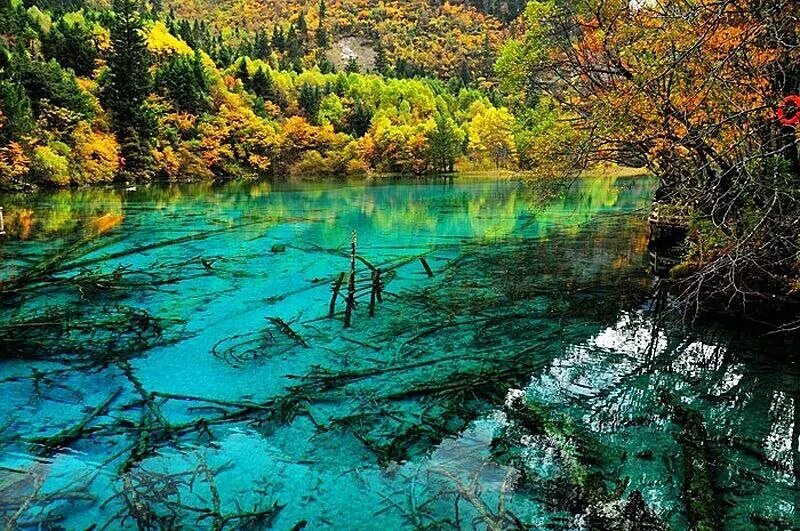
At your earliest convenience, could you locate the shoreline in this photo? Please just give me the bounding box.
[0,165,652,196]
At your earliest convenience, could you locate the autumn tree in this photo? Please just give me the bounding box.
[0,141,30,187]
[71,123,121,183]
[468,105,515,168]
[503,0,800,328]
[318,93,345,129]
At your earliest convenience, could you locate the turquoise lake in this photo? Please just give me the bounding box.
[0,176,798,529]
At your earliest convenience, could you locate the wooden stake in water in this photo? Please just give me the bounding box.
[374,267,383,303]
[368,268,382,317]
[420,256,433,277]
[329,272,346,317]
[0,206,5,236]
[344,231,357,328]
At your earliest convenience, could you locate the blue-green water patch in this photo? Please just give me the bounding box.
[0,176,797,529]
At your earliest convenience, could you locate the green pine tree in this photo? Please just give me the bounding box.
[374,41,388,76]
[284,25,302,70]
[253,30,271,59]
[272,26,285,51]
[298,82,322,124]
[0,80,34,142]
[426,110,464,173]
[297,11,308,38]
[318,54,335,74]
[106,0,153,179]
[236,57,250,88]
[42,18,98,77]
[316,0,329,48]
[344,56,360,74]
[154,52,210,114]
[347,99,372,137]
[251,65,277,104]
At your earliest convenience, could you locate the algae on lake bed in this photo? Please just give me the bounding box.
[0,177,797,529]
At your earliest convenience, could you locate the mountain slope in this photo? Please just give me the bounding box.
[163,0,510,82]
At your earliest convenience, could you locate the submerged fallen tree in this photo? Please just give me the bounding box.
[101,458,283,530]
[493,389,667,530]
[0,218,262,366]
[672,405,723,531]
[0,305,182,365]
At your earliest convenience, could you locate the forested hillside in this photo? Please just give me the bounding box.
[162,0,511,81]
[0,0,540,189]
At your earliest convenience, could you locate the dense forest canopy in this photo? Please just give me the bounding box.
[160,0,512,80]
[1,0,536,188]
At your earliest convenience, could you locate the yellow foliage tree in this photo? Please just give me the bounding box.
[71,123,121,183]
[468,106,516,168]
[147,21,194,59]
[197,103,278,175]
[31,144,71,186]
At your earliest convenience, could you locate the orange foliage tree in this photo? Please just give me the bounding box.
[508,0,800,328]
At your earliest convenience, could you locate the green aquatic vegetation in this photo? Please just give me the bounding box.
[0,305,180,365]
[494,391,666,530]
[673,405,722,531]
